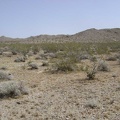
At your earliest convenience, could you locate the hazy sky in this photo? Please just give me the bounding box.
[0,0,120,38]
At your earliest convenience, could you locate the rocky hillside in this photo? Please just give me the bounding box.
[72,28,120,42]
[1,28,120,43]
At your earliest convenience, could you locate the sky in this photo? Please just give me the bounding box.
[0,0,120,38]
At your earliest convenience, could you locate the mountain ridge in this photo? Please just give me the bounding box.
[1,28,120,43]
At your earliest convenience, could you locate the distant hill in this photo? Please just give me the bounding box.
[0,36,13,42]
[1,28,120,43]
[70,28,120,42]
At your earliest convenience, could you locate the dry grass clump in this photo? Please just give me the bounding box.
[0,81,28,99]
[0,70,13,81]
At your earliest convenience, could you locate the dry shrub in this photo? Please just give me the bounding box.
[0,70,13,81]
[86,63,97,80]
[106,56,117,61]
[14,56,26,62]
[97,60,110,72]
[85,99,99,109]
[0,81,28,98]
[28,63,38,70]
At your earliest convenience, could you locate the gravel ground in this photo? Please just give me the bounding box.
[0,54,119,120]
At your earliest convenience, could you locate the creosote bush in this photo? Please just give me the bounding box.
[50,59,77,73]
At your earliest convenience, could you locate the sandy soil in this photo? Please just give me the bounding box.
[0,54,120,120]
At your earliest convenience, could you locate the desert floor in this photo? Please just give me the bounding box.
[0,54,120,120]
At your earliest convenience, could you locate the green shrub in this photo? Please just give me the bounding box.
[0,42,120,55]
[50,59,77,73]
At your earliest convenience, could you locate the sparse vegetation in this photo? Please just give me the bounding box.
[0,41,119,119]
[0,42,120,55]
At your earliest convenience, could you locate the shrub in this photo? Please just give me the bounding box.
[78,52,90,60]
[97,60,110,72]
[28,63,38,70]
[0,81,28,98]
[90,55,97,62]
[27,51,34,56]
[106,56,117,61]
[12,50,17,55]
[35,56,42,60]
[42,61,49,66]
[60,51,82,63]
[0,70,13,81]
[14,57,26,62]
[85,99,99,109]
[50,59,77,73]
[80,65,89,72]
[86,63,97,80]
